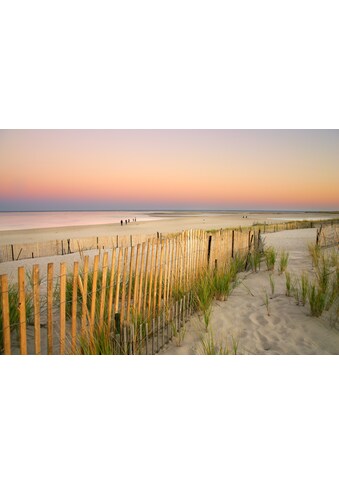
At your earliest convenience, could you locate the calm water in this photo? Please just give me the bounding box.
[0,211,160,231]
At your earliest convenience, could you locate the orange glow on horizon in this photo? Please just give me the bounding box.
[1,130,338,210]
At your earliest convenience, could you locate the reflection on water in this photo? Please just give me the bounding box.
[0,211,158,231]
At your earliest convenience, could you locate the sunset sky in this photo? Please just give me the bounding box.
[0,130,338,211]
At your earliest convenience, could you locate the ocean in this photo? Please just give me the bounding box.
[0,211,160,231]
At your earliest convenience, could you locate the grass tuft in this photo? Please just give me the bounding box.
[264,247,277,271]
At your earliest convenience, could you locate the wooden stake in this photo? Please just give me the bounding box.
[47,262,54,355]
[142,240,151,318]
[133,244,140,316]
[152,318,155,355]
[99,252,108,329]
[71,261,78,354]
[163,239,169,313]
[81,256,89,337]
[114,247,123,317]
[90,254,99,333]
[147,240,155,322]
[33,264,41,355]
[126,246,135,324]
[152,239,160,319]
[157,240,165,316]
[107,247,116,329]
[120,248,128,325]
[59,262,66,354]
[137,242,145,315]
[18,267,27,355]
[0,274,11,354]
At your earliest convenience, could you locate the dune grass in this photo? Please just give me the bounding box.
[284,247,338,320]
[198,330,239,355]
[279,250,289,274]
[264,247,277,271]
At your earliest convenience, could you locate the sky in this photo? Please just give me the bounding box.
[0,129,338,211]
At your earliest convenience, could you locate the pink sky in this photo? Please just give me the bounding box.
[0,130,338,210]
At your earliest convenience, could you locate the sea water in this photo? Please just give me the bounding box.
[0,211,160,231]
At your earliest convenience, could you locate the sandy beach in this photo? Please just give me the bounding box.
[160,228,339,355]
[0,210,337,280]
[1,212,338,355]
[0,210,336,245]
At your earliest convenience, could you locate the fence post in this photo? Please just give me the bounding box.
[33,264,41,355]
[71,261,78,354]
[18,267,27,355]
[1,274,11,354]
[99,252,108,330]
[47,263,54,354]
[59,262,66,354]
[231,230,235,258]
[79,256,88,338]
[120,248,128,325]
[114,248,123,329]
[90,255,99,334]
[126,246,135,324]
[107,247,116,330]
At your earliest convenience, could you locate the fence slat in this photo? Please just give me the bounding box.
[47,263,54,355]
[152,239,160,318]
[18,267,27,355]
[157,240,165,315]
[126,246,135,324]
[59,262,66,355]
[90,254,99,334]
[147,239,155,322]
[1,274,11,354]
[120,248,128,324]
[133,244,140,317]
[99,252,108,329]
[81,256,89,337]
[71,261,79,353]
[137,242,145,315]
[33,264,41,355]
[107,247,116,329]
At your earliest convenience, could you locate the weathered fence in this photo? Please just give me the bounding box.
[316,223,339,248]
[1,220,338,355]
[1,218,337,263]
[0,228,253,355]
[0,233,150,263]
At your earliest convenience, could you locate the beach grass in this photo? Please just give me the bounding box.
[264,247,277,271]
[279,250,289,274]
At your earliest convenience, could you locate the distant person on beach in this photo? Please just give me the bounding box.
[120,220,123,226]
[125,219,127,224]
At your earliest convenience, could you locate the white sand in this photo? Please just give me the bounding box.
[160,228,339,355]
[0,210,335,245]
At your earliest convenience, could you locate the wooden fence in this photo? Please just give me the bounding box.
[0,233,151,263]
[316,223,339,248]
[0,228,252,355]
[1,220,338,355]
[1,218,337,263]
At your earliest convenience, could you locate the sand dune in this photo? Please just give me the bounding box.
[160,228,339,355]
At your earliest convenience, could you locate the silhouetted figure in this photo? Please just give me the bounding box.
[120,220,123,226]
[125,219,127,225]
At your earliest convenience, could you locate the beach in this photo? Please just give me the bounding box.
[0,210,335,245]
[0,212,338,355]
[160,228,339,355]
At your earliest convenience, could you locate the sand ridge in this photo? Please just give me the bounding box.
[160,228,339,355]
